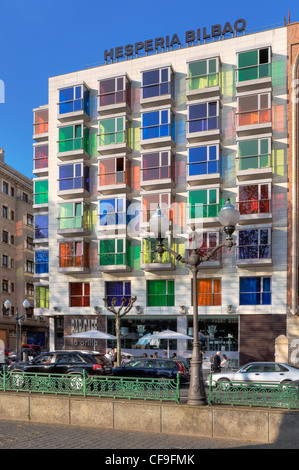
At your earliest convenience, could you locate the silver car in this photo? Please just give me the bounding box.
[208,362,299,386]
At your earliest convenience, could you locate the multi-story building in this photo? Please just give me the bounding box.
[33,18,299,366]
[0,148,48,351]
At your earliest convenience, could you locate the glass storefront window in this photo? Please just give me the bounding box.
[107,316,177,350]
[187,316,238,352]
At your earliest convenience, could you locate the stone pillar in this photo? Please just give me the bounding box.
[275,335,289,363]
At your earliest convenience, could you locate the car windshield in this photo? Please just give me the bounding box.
[158,360,177,369]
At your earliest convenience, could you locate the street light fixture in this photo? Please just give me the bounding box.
[3,299,31,362]
[149,198,240,406]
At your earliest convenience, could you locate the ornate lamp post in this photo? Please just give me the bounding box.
[149,198,240,406]
[4,299,31,362]
[103,296,137,367]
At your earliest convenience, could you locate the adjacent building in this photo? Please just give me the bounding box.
[0,148,48,351]
[33,18,299,366]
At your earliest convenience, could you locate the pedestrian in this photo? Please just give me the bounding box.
[171,353,177,359]
[154,352,159,358]
[142,353,147,358]
[221,354,228,370]
[213,351,221,373]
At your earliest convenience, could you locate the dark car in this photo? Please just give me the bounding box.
[8,350,112,377]
[112,358,189,382]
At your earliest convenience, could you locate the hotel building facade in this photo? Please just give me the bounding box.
[33,19,299,366]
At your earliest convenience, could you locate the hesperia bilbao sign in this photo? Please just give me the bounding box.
[104,19,246,62]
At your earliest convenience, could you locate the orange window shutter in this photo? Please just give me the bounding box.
[213,279,221,306]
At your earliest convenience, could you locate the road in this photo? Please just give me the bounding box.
[0,418,296,450]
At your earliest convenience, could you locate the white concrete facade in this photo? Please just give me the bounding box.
[34,26,288,364]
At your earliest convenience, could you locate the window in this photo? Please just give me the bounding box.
[188,58,219,90]
[2,255,8,268]
[35,215,48,239]
[59,241,89,268]
[59,85,90,115]
[2,280,8,293]
[99,76,130,107]
[34,180,48,205]
[26,283,34,297]
[238,138,271,171]
[33,108,48,135]
[189,188,220,219]
[11,282,14,291]
[237,93,271,126]
[142,193,172,224]
[70,282,90,307]
[147,280,174,306]
[34,144,48,170]
[141,109,174,140]
[99,238,130,266]
[188,102,219,133]
[189,232,220,261]
[58,163,89,192]
[2,181,8,194]
[194,279,221,306]
[11,210,14,221]
[27,237,34,250]
[26,260,34,273]
[99,116,126,146]
[238,183,271,215]
[10,235,14,245]
[99,157,131,187]
[99,198,128,226]
[2,230,8,243]
[35,286,49,308]
[240,277,271,305]
[2,206,8,218]
[142,67,172,99]
[27,214,33,226]
[237,47,271,82]
[10,187,14,197]
[59,124,89,153]
[59,202,90,230]
[238,228,271,260]
[188,145,219,176]
[142,237,170,264]
[142,151,174,181]
[35,250,49,274]
[105,281,131,307]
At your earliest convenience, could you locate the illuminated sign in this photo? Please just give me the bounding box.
[104,19,246,62]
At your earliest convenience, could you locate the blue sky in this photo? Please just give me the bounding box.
[0,0,298,178]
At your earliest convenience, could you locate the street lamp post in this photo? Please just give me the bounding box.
[4,299,31,362]
[149,198,240,406]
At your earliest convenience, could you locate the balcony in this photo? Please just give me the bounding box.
[140,65,175,108]
[57,83,90,122]
[140,150,175,191]
[236,47,272,93]
[236,92,272,137]
[97,114,132,155]
[33,106,48,142]
[33,143,48,177]
[186,101,221,144]
[98,74,132,115]
[186,56,221,101]
[140,107,175,150]
[237,198,272,224]
[98,237,132,273]
[140,236,175,271]
[57,122,90,161]
[58,242,90,274]
[97,155,131,195]
[187,144,221,185]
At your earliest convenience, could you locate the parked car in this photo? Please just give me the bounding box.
[112,358,190,382]
[208,362,299,386]
[22,344,42,353]
[8,348,40,362]
[8,350,112,377]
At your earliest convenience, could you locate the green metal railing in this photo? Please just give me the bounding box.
[0,367,180,403]
[207,374,299,409]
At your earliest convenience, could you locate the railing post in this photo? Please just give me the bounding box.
[83,369,86,398]
[176,372,180,403]
[3,366,6,392]
[208,373,212,405]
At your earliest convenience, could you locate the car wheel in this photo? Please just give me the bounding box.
[217,378,231,390]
